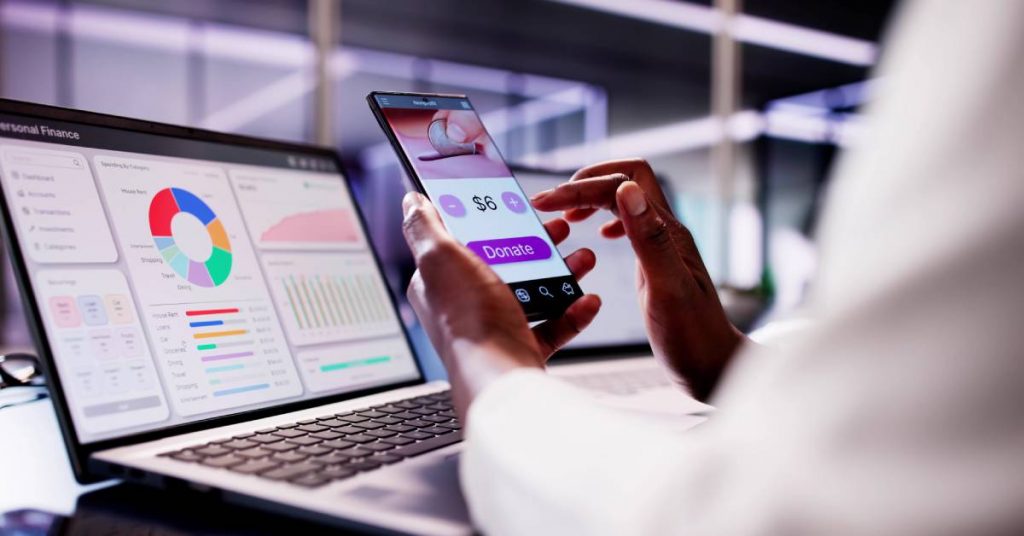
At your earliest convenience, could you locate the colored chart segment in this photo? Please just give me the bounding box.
[148,187,233,287]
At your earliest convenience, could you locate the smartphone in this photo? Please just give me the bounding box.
[367,91,582,321]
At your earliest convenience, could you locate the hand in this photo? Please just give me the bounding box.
[431,109,486,145]
[401,192,602,421]
[531,158,747,401]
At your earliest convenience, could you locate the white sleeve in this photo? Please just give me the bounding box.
[460,1,1024,534]
[461,369,708,536]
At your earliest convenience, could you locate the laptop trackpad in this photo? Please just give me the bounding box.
[345,452,471,525]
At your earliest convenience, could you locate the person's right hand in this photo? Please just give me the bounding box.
[531,158,747,401]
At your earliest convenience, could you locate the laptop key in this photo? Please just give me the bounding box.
[290,474,331,488]
[170,451,204,463]
[344,434,376,444]
[321,439,356,450]
[310,431,343,440]
[373,454,404,464]
[250,434,284,444]
[373,416,402,425]
[297,445,331,456]
[195,445,232,457]
[237,447,273,459]
[348,460,382,472]
[439,410,457,418]
[401,431,433,440]
[391,431,463,458]
[201,454,245,468]
[373,406,404,414]
[296,419,318,425]
[338,447,377,458]
[422,426,453,435]
[365,429,398,438]
[422,415,451,424]
[331,425,364,434]
[276,423,299,429]
[410,408,437,416]
[391,411,420,420]
[404,419,430,428]
[222,439,258,450]
[272,429,306,438]
[394,401,420,410]
[318,419,345,428]
[263,442,299,452]
[381,436,415,446]
[322,466,357,480]
[385,424,415,433]
[357,410,387,419]
[230,459,280,475]
[286,436,322,447]
[312,453,354,465]
[363,442,395,452]
[337,414,369,423]
[271,451,308,464]
[261,462,319,481]
[256,427,278,434]
[352,421,384,430]
[439,422,461,430]
[297,424,327,433]
[233,432,256,439]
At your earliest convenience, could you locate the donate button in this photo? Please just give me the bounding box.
[466,236,552,265]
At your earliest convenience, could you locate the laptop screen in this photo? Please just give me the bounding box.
[0,110,420,444]
[514,170,649,351]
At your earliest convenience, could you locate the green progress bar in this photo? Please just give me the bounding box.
[198,344,217,351]
[320,356,391,373]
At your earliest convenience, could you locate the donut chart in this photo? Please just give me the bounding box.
[148,187,232,287]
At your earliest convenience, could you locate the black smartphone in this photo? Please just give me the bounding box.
[367,91,582,321]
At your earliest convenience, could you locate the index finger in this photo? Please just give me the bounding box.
[571,158,672,212]
[401,191,452,259]
[531,174,629,214]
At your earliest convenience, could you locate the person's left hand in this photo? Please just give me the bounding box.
[402,192,602,422]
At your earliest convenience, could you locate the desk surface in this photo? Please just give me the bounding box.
[0,398,360,534]
[0,398,103,515]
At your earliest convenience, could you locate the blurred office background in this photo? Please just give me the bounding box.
[0,0,897,363]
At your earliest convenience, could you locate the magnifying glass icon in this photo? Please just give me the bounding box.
[539,286,553,298]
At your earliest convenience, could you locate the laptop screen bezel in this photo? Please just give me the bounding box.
[0,98,426,482]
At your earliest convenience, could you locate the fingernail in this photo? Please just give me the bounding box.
[620,183,647,216]
[402,191,424,217]
[531,189,553,202]
[447,123,467,142]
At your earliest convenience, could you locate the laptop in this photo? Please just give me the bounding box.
[513,169,712,418]
[0,99,472,535]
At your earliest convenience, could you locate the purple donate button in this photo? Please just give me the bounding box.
[466,236,552,265]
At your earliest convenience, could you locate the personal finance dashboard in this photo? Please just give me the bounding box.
[0,132,419,444]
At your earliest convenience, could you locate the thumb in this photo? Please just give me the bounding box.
[616,181,688,284]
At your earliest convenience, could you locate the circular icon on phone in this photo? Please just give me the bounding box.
[501,191,527,214]
[438,194,466,217]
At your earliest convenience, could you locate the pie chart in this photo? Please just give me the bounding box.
[148,187,232,287]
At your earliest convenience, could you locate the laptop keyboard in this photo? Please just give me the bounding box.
[159,390,460,488]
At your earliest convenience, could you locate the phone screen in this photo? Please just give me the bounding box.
[370,92,581,321]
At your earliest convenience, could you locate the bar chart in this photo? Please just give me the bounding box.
[262,252,400,346]
[146,300,302,416]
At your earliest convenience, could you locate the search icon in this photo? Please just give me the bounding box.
[538,286,553,298]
